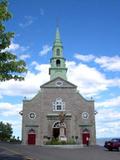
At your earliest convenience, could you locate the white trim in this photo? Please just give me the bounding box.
[82,112,89,119]
[47,113,72,117]
[28,112,36,119]
[52,97,65,111]
[52,121,66,128]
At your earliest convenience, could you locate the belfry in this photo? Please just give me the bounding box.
[21,27,96,145]
[49,27,67,80]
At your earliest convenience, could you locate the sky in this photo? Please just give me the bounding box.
[0,0,120,139]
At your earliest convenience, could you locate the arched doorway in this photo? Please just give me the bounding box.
[52,121,66,139]
[28,129,36,145]
[82,128,90,145]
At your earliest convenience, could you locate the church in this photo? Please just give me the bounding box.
[21,27,96,145]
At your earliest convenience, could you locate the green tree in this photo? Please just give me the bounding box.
[0,0,27,81]
[0,121,13,141]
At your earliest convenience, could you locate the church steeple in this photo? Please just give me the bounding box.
[53,27,63,57]
[49,27,67,80]
[54,27,62,44]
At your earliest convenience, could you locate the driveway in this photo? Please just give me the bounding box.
[0,145,25,160]
[0,142,120,160]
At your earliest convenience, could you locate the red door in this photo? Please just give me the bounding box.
[28,133,36,145]
[82,133,90,144]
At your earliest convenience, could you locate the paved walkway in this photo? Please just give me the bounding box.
[0,142,120,160]
[0,145,25,160]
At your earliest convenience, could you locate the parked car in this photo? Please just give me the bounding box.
[104,138,120,151]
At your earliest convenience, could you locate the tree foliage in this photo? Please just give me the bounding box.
[0,121,13,141]
[0,0,27,81]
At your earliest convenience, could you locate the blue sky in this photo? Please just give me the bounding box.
[0,0,120,139]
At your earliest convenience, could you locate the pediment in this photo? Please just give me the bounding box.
[40,77,77,88]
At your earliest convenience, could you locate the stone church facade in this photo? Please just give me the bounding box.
[21,28,96,145]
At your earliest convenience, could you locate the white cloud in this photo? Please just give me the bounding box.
[31,61,38,66]
[20,46,30,52]
[31,61,50,71]
[96,96,120,108]
[2,41,20,52]
[66,61,112,97]
[95,96,120,138]
[39,45,52,56]
[75,53,95,62]
[95,55,120,71]
[96,107,120,138]
[8,42,20,51]
[19,16,35,28]
[96,121,120,138]
[0,63,50,98]
[0,102,22,116]
[2,41,29,54]
[1,60,120,99]
[19,54,31,60]
[107,78,120,88]
[74,54,120,72]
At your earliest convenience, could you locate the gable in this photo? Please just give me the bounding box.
[40,77,77,89]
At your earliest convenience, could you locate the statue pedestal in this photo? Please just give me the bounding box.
[60,127,64,136]
[59,126,67,142]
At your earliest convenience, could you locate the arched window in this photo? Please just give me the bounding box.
[52,121,66,128]
[56,59,60,67]
[53,121,60,128]
[56,48,60,56]
[52,98,65,111]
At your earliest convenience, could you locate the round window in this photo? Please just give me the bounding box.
[55,81,63,87]
[82,112,89,119]
[28,112,36,119]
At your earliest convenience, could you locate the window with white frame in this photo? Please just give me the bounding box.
[52,98,65,111]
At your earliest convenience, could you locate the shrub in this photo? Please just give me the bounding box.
[46,138,61,145]
[67,138,76,144]
[46,137,76,145]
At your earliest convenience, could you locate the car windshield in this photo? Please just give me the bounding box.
[111,139,120,142]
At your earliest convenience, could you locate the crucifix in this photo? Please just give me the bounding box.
[59,112,66,123]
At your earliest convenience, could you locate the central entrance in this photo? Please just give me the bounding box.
[52,121,66,139]
[52,121,60,139]
[53,128,60,138]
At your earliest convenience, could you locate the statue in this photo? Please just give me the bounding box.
[59,112,67,142]
[59,112,66,123]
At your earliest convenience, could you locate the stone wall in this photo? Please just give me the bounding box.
[22,78,96,145]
